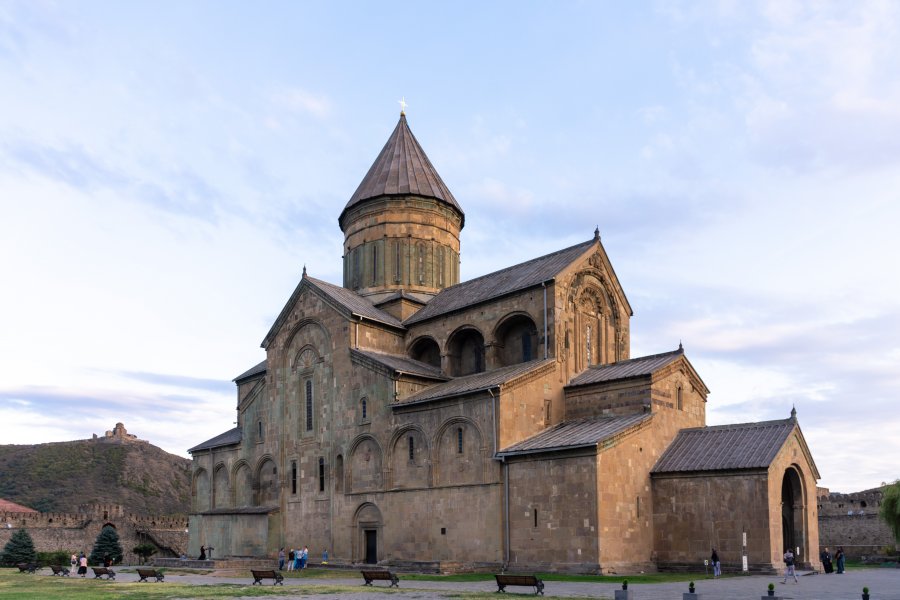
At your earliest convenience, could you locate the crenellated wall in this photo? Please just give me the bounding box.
[0,505,189,563]
[816,487,895,559]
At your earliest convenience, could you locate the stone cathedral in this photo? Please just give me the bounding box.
[188,112,822,574]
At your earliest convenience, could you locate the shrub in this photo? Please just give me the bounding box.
[37,550,71,567]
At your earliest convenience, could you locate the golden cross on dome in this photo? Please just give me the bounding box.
[398,97,408,116]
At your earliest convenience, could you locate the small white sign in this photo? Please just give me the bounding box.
[704,559,709,566]
[742,556,749,572]
[742,532,747,546]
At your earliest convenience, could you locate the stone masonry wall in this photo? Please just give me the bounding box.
[1,507,188,563]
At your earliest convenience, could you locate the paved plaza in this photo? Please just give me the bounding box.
[117,568,900,600]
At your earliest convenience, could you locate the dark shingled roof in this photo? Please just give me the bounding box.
[399,359,555,405]
[188,427,242,454]
[306,276,405,329]
[340,114,463,227]
[404,239,595,325]
[234,359,266,383]
[568,348,683,387]
[352,349,448,380]
[652,418,796,473]
[497,413,652,457]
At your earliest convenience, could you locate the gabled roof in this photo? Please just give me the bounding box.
[262,273,405,348]
[306,276,405,328]
[567,348,684,387]
[497,413,652,457]
[340,114,463,228]
[234,359,266,383]
[652,417,798,473]
[188,427,242,454]
[351,349,448,380]
[399,359,555,406]
[0,498,38,513]
[404,239,595,325]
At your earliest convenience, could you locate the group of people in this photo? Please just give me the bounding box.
[820,546,846,574]
[69,552,88,577]
[781,545,846,584]
[709,545,847,585]
[279,545,310,571]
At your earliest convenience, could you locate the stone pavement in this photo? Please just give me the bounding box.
[113,568,900,600]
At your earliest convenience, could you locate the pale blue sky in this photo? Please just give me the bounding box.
[1,1,899,493]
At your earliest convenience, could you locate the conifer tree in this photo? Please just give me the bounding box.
[88,525,124,565]
[1,529,37,566]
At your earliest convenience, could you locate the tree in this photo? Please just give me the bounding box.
[1,529,37,566]
[88,525,124,565]
[132,543,157,565]
[881,480,900,542]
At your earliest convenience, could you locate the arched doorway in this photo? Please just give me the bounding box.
[353,503,383,564]
[781,467,806,563]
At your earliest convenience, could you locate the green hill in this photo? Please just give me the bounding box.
[0,437,191,516]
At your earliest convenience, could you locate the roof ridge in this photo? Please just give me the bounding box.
[589,347,683,369]
[448,239,594,290]
[681,417,795,433]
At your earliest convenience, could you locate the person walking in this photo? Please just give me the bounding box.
[78,553,88,577]
[710,548,721,578]
[278,547,285,570]
[293,547,301,571]
[781,549,799,584]
[70,553,77,573]
[287,548,295,571]
[300,545,308,569]
[199,545,206,561]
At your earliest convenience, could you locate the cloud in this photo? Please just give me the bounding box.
[271,88,332,119]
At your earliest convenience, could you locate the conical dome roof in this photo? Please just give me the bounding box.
[340,114,464,228]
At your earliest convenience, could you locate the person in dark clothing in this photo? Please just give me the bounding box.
[821,547,833,573]
[710,548,721,578]
[199,545,207,560]
[835,547,845,573]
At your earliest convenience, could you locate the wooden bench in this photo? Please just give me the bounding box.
[50,565,70,576]
[251,569,284,585]
[92,567,116,580]
[16,563,38,574]
[495,573,544,595]
[361,569,400,587]
[137,568,165,582]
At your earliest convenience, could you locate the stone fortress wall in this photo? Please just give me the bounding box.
[0,503,188,563]
[816,486,896,559]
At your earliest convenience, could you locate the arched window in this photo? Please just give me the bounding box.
[394,241,402,283]
[457,427,463,454]
[371,244,378,285]
[676,386,683,410]
[361,397,368,421]
[417,243,425,284]
[305,379,313,432]
[257,420,263,442]
[291,461,297,495]
[318,457,325,492]
[408,436,414,461]
[438,247,445,286]
[352,247,361,288]
[585,324,593,365]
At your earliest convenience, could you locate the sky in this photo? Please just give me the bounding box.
[1,0,898,494]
